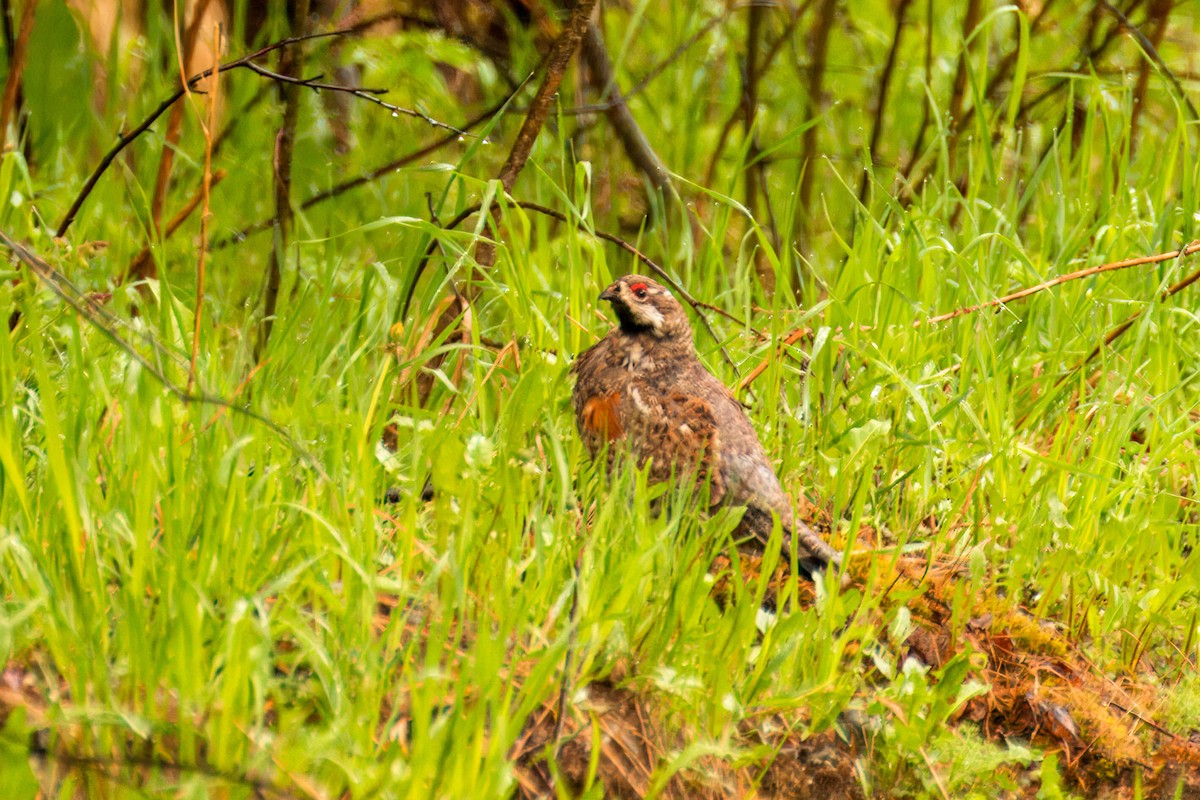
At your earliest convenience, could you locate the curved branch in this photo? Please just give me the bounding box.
[212,93,515,249]
[398,200,744,371]
[738,240,1200,392]
[1098,0,1198,121]
[918,240,1200,327]
[55,28,467,238]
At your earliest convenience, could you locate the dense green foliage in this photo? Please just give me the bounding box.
[1,1,1198,797]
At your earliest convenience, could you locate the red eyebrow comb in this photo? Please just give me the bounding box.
[628,281,648,292]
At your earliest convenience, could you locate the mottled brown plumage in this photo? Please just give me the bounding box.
[571,274,842,581]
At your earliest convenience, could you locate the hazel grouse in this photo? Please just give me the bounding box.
[571,274,843,581]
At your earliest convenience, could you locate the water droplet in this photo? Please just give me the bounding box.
[457,135,465,142]
[391,111,399,118]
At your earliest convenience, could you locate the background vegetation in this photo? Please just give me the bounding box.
[0,0,1198,797]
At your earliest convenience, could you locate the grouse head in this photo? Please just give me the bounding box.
[599,275,691,339]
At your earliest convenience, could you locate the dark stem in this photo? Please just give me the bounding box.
[794,0,837,267]
[496,0,599,195]
[400,200,743,372]
[256,0,311,361]
[944,0,982,179]
[580,24,673,200]
[858,0,912,206]
[1101,0,1197,121]
[213,94,514,249]
[439,0,597,406]
[53,28,461,238]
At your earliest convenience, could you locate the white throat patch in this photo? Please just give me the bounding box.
[631,303,666,335]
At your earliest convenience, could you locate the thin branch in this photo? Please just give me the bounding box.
[858,0,912,205]
[1098,0,1199,120]
[399,200,743,371]
[899,0,935,183]
[580,24,673,199]
[421,0,598,405]
[54,28,464,238]
[945,0,981,177]
[497,0,598,195]
[939,0,1062,160]
[257,0,310,360]
[190,19,221,393]
[742,1,779,291]
[212,94,515,249]
[794,0,837,264]
[1128,0,1173,151]
[148,103,186,246]
[1071,253,1200,376]
[239,60,470,134]
[736,324,812,392]
[0,0,14,60]
[918,241,1200,327]
[566,7,731,115]
[700,3,807,212]
[743,1,763,222]
[738,240,1200,392]
[153,0,216,239]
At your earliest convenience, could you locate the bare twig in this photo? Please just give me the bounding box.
[920,0,1061,179]
[738,240,1200,392]
[1099,0,1198,121]
[0,0,14,65]
[148,103,186,248]
[497,0,598,196]
[918,241,1200,327]
[945,0,981,176]
[257,0,311,360]
[899,0,935,184]
[566,7,731,115]
[794,0,837,270]
[1128,0,1173,151]
[153,0,218,240]
[212,95,515,249]
[55,28,464,238]
[415,0,597,406]
[742,1,778,291]
[240,60,470,134]
[580,24,673,200]
[1072,251,1200,375]
[743,1,763,221]
[736,324,812,392]
[858,0,912,205]
[399,200,743,371]
[700,3,807,190]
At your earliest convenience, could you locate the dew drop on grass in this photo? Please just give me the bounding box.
[391,111,398,118]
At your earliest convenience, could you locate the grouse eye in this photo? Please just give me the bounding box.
[629,282,649,300]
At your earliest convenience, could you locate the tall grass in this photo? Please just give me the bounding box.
[0,1,1198,797]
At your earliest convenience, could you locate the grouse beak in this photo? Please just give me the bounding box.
[598,284,619,303]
